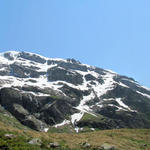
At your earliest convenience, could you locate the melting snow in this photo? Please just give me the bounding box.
[71,91,96,130]
[106,69,117,74]
[44,128,49,132]
[93,72,116,98]
[116,98,130,109]
[139,85,150,92]
[71,112,84,125]
[70,72,117,129]
[118,82,129,88]
[136,91,150,99]
[116,98,135,111]
[54,119,70,128]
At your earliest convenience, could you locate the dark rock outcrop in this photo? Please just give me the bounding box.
[19,52,46,64]
[47,67,83,85]
[0,87,77,130]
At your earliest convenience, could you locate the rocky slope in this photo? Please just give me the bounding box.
[0,51,150,132]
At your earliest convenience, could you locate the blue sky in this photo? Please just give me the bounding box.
[0,0,150,87]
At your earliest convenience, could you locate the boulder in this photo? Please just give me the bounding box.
[81,142,91,148]
[49,142,60,148]
[22,115,48,131]
[100,143,115,150]
[4,134,17,139]
[28,138,42,146]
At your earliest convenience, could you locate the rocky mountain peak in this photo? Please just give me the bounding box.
[0,50,150,132]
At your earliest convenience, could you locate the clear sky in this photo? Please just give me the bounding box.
[0,0,150,87]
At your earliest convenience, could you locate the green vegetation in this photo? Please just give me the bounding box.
[50,95,61,100]
[0,111,150,150]
[48,125,74,133]
[81,113,103,121]
[0,130,41,150]
[0,112,28,130]
[0,128,150,150]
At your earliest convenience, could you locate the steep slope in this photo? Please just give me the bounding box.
[0,51,150,132]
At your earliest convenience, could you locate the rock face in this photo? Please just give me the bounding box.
[47,67,83,85]
[0,51,150,131]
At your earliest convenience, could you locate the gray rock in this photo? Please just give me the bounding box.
[28,138,42,146]
[19,52,46,64]
[10,63,45,78]
[100,143,115,150]
[47,59,87,72]
[4,134,17,139]
[81,142,91,148]
[47,67,83,85]
[49,142,60,148]
[85,74,96,81]
[4,52,15,60]
[23,115,48,131]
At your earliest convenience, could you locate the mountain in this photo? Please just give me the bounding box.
[0,51,150,132]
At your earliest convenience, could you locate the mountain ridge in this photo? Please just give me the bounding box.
[0,51,150,132]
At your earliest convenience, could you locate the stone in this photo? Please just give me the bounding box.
[28,138,42,146]
[100,143,115,150]
[4,134,17,139]
[81,142,91,148]
[49,142,60,148]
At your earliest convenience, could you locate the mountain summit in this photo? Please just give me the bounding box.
[0,51,150,132]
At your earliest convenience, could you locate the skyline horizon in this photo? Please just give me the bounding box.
[0,0,150,88]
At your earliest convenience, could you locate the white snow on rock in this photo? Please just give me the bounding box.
[107,104,129,111]
[44,128,49,132]
[121,78,137,84]
[71,112,84,125]
[116,98,129,109]
[77,92,95,112]
[54,120,70,128]
[106,69,117,74]
[118,82,129,88]
[70,92,96,129]
[92,72,116,98]
[116,98,135,112]
[136,91,150,99]
[140,85,150,91]
[74,127,80,133]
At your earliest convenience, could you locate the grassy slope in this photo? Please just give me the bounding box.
[0,112,150,149]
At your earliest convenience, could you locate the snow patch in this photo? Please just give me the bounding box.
[119,82,129,88]
[44,128,49,132]
[106,69,117,74]
[91,128,95,131]
[71,112,84,125]
[139,85,150,91]
[71,91,96,129]
[54,119,70,128]
[116,98,135,111]
[93,72,116,98]
[136,91,150,99]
